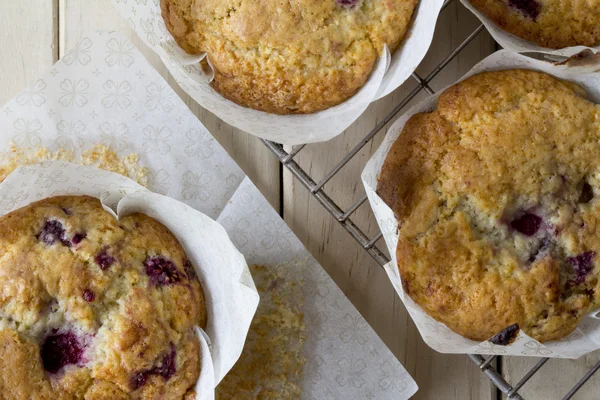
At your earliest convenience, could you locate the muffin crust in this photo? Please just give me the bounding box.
[378,70,600,342]
[469,0,600,48]
[0,196,206,399]
[161,0,418,114]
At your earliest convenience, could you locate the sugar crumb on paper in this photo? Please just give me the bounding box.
[216,264,307,400]
[0,144,148,186]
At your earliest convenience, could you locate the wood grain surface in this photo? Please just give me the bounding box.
[0,0,58,105]
[2,1,595,399]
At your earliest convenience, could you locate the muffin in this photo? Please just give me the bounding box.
[0,195,207,399]
[377,69,600,342]
[469,0,600,48]
[160,0,419,114]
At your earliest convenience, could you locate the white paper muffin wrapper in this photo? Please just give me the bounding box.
[0,161,259,400]
[461,0,600,59]
[362,50,600,358]
[111,0,444,145]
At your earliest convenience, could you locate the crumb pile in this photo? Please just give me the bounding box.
[0,144,148,187]
[216,264,306,399]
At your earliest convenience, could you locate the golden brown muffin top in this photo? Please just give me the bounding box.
[0,196,206,399]
[469,0,600,48]
[378,70,600,342]
[161,0,418,114]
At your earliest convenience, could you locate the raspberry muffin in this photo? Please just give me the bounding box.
[377,70,600,342]
[469,0,600,48]
[160,0,419,114]
[0,196,207,399]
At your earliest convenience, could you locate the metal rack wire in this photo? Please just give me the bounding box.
[260,0,600,398]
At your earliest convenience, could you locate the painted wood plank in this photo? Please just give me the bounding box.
[0,0,58,105]
[283,3,499,399]
[58,0,281,210]
[504,351,600,398]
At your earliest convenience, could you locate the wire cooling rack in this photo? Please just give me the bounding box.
[260,0,600,398]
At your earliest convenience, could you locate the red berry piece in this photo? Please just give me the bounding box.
[510,213,542,236]
[579,182,594,204]
[37,220,71,246]
[82,289,95,302]
[72,233,87,245]
[130,370,150,390]
[130,345,177,390]
[40,332,84,373]
[508,0,540,19]
[144,256,182,286]
[95,248,115,270]
[567,251,595,284]
[489,323,520,345]
[155,345,177,380]
[337,0,360,7]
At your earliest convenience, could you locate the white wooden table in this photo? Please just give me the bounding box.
[2,1,598,398]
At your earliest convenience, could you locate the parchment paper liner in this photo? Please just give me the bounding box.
[111,0,445,144]
[0,161,259,399]
[362,50,600,358]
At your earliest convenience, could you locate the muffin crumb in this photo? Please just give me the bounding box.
[216,264,306,399]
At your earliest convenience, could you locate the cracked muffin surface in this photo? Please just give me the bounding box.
[0,195,206,399]
[160,0,419,114]
[377,69,600,342]
[469,0,600,48]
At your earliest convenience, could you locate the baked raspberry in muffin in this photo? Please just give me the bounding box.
[160,0,419,114]
[377,70,600,342]
[0,196,206,399]
[469,0,600,48]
